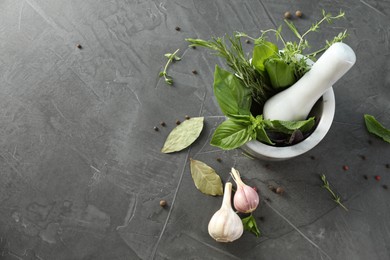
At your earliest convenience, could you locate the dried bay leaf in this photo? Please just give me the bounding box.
[161,117,204,153]
[190,159,223,196]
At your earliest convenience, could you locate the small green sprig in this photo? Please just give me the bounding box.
[241,214,261,237]
[320,174,348,211]
[159,49,181,85]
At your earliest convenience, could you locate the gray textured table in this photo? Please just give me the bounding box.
[1,0,389,259]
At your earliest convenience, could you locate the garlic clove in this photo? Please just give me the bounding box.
[208,182,244,242]
[230,168,259,213]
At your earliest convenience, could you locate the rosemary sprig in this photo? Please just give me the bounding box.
[186,35,273,105]
[320,174,348,211]
[159,49,181,85]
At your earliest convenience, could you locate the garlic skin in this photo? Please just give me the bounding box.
[208,182,244,242]
[230,168,259,213]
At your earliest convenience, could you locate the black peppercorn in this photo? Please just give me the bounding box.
[191,70,197,75]
[76,44,82,49]
[153,126,159,131]
[176,120,181,125]
[175,26,181,31]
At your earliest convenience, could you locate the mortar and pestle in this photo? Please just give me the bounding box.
[242,42,356,160]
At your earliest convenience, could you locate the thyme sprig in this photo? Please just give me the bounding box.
[320,174,348,211]
[159,49,181,85]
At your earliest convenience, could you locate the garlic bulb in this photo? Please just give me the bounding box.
[230,168,259,213]
[208,182,244,242]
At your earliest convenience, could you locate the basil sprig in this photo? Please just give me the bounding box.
[210,66,315,150]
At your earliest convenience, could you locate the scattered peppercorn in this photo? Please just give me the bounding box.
[191,70,198,75]
[295,10,303,18]
[363,174,368,180]
[76,44,82,49]
[359,155,366,160]
[245,39,251,44]
[386,164,390,169]
[276,187,285,195]
[153,126,159,131]
[383,185,388,190]
[310,155,315,160]
[160,121,166,127]
[375,175,381,181]
[265,197,271,202]
[284,11,292,19]
[191,46,196,49]
[160,200,167,207]
[176,120,181,125]
[368,140,373,145]
[185,115,191,120]
[268,185,276,192]
[216,157,222,163]
[264,163,271,169]
[258,216,265,222]
[343,165,349,171]
[175,26,181,31]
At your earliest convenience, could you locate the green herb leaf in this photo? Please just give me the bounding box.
[213,65,252,116]
[264,58,296,89]
[242,214,261,237]
[252,41,278,71]
[364,114,390,143]
[164,53,172,58]
[189,159,223,196]
[264,117,315,134]
[256,125,274,145]
[210,119,253,150]
[161,117,204,153]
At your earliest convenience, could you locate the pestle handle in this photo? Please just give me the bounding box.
[263,42,356,121]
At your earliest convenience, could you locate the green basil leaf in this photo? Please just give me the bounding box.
[364,114,390,143]
[213,65,252,116]
[210,119,253,150]
[190,159,223,196]
[264,117,315,134]
[227,114,252,123]
[252,41,278,71]
[161,117,204,153]
[242,214,261,237]
[264,58,296,89]
[256,125,274,145]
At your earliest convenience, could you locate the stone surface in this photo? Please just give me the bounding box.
[0,0,389,259]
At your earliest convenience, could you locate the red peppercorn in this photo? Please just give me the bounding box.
[375,175,381,181]
[342,165,349,171]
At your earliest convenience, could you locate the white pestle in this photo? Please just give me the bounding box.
[263,42,356,121]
